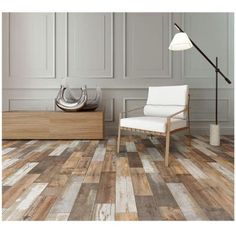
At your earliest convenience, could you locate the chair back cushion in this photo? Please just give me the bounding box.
[144,85,188,119]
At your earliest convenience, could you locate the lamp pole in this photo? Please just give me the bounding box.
[215,57,218,125]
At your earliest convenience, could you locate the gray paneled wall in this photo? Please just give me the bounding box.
[2,12,234,135]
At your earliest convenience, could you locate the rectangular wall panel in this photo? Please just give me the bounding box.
[183,13,229,79]
[67,13,113,78]
[104,98,115,122]
[9,13,55,78]
[190,99,229,122]
[123,98,146,117]
[9,99,55,111]
[124,13,172,79]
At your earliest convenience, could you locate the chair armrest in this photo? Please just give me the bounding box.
[119,106,144,118]
[167,107,188,119]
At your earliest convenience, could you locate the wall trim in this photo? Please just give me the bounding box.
[190,98,230,122]
[123,13,172,79]
[8,13,56,79]
[104,98,115,122]
[123,97,146,117]
[8,98,55,111]
[66,13,114,79]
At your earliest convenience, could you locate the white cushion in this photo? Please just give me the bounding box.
[120,116,187,133]
[146,85,188,106]
[144,105,186,119]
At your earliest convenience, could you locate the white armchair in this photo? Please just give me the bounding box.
[117,85,190,167]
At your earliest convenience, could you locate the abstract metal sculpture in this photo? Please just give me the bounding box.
[55,79,102,112]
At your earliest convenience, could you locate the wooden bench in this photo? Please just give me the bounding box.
[2,111,104,139]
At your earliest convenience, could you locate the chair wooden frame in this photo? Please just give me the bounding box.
[117,95,190,167]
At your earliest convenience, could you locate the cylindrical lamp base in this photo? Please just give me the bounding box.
[210,124,220,146]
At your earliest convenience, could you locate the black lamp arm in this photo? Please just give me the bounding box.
[174,23,231,84]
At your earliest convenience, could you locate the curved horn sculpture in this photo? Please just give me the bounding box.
[55,85,88,112]
[81,87,102,111]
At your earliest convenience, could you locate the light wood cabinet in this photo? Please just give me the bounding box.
[2,111,104,139]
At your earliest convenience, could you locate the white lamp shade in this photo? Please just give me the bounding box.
[169,32,193,51]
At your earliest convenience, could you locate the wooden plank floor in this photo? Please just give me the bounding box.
[2,135,234,221]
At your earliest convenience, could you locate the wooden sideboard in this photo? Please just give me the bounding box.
[2,111,104,140]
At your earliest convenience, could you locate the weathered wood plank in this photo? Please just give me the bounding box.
[68,183,98,220]
[25,140,38,145]
[92,204,115,221]
[70,155,92,176]
[167,183,208,220]
[139,153,158,173]
[96,172,116,203]
[2,147,16,155]
[127,152,143,168]
[147,147,163,161]
[47,176,83,216]
[3,162,39,186]
[91,145,106,161]
[126,142,137,152]
[177,158,208,180]
[23,195,56,220]
[135,196,161,220]
[49,144,68,156]
[49,174,69,187]
[84,161,103,183]
[116,156,130,177]
[192,143,217,157]
[62,152,82,169]
[154,162,181,183]
[2,158,19,170]
[147,173,178,208]
[115,213,138,221]
[116,176,137,213]
[102,151,116,172]
[159,207,185,220]
[3,174,40,208]
[130,168,153,196]
[209,162,234,182]
[3,183,47,220]
[46,213,70,221]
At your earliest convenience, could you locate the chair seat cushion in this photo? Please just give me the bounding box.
[120,116,187,133]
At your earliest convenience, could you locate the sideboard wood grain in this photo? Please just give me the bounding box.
[2,111,104,139]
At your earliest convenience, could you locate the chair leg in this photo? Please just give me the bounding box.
[117,125,121,153]
[165,131,170,167]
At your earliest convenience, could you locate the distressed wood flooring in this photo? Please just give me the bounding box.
[2,135,234,221]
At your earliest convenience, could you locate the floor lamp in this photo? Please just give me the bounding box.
[169,23,231,146]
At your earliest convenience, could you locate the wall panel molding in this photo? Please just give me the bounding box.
[123,13,172,79]
[67,13,114,78]
[104,98,115,122]
[9,99,55,111]
[8,13,56,79]
[123,97,146,117]
[190,98,229,122]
